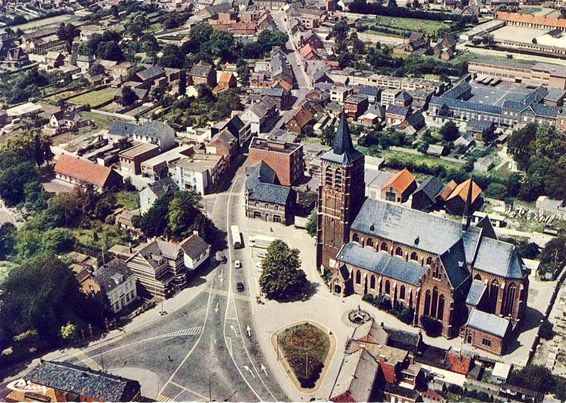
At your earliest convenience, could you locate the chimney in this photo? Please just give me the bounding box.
[193,230,199,236]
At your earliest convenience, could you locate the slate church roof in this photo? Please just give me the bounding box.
[322,110,364,165]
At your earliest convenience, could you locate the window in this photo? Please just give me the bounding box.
[355,271,361,284]
[431,287,438,318]
[370,275,376,289]
[410,252,418,261]
[426,257,433,265]
[381,242,388,251]
[366,238,374,247]
[438,295,445,320]
[353,233,360,243]
[424,290,431,316]
[385,280,390,294]
[395,247,403,256]
[432,266,441,280]
[481,338,492,347]
[503,283,516,316]
[400,285,405,300]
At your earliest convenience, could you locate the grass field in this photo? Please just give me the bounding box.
[383,149,462,171]
[68,88,116,108]
[116,191,140,211]
[366,15,449,37]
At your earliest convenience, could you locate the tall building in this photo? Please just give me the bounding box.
[315,112,530,354]
[316,111,365,269]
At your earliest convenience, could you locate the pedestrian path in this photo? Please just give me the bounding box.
[156,393,175,402]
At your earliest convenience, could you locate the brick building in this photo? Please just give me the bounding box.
[248,137,304,186]
[316,112,530,353]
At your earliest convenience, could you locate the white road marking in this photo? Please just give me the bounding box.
[243,365,256,379]
[260,364,268,377]
[246,325,252,337]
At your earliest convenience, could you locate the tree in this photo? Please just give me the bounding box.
[301,124,314,138]
[60,322,79,342]
[128,13,150,40]
[159,44,185,68]
[166,190,202,240]
[24,180,49,213]
[57,23,80,53]
[509,365,555,393]
[331,20,349,42]
[209,30,235,60]
[4,131,54,167]
[0,160,39,206]
[259,240,307,300]
[321,126,335,145]
[0,222,16,259]
[508,123,537,170]
[439,120,459,142]
[306,209,317,237]
[120,86,138,106]
[539,233,566,278]
[539,320,554,340]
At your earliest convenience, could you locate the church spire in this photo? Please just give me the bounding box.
[462,179,474,231]
[333,110,355,155]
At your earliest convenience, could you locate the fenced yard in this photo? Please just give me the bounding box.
[67,88,116,108]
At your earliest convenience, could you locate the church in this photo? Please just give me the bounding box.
[316,112,530,355]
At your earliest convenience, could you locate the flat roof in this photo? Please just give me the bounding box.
[6,102,43,116]
[141,145,194,168]
[119,143,159,159]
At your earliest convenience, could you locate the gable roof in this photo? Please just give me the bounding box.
[473,237,528,279]
[179,233,210,259]
[246,162,291,205]
[93,258,134,293]
[446,179,482,203]
[466,308,511,338]
[414,176,445,202]
[383,168,416,194]
[25,361,139,402]
[330,349,378,402]
[338,242,426,286]
[146,176,178,198]
[137,65,165,81]
[190,61,213,77]
[466,279,486,306]
[438,238,470,289]
[55,155,118,188]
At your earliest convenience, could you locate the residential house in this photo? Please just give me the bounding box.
[45,51,65,68]
[381,168,417,203]
[444,179,483,216]
[139,177,178,214]
[285,101,317,134]
[54,155,123,190]
[474,156,495,173]
[394,32,430,55]
[179,233,211,271]
[108,120,177,152]
[5,361,142,402]
[240,97,279,135]
[93,258,137,313]
[410,176,445,211]
[245,162,294,225]
[49,109,83,132]
[190,61,217,86]
[433,34,457,61]
[385,105,409,126]
[119,143,161,175]
[249,136,304,186]
[259,87,292,110]
[344,94,369,119]
[3,48,30,68]
[173,153,224,195]
[212,71,237,94]
[206,128,238,165]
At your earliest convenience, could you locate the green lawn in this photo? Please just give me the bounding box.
[71,224,131,252]
[383,149,462,171]
[116,191,140,210]
[365,15,449,37]
[80,111,117,130]
[68,88,116,108]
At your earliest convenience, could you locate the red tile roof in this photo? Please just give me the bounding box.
[446,179,482,203]
[384,168,416,194]
[55,155,116,187]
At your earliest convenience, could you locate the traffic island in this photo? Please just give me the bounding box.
[272,321,336,395]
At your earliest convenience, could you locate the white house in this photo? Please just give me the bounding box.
[179,233,211,270]
[139,177,178,214]
[49,110,82,130]
[93,258,137,313]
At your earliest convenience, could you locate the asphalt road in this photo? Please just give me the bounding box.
[41,164,287,402]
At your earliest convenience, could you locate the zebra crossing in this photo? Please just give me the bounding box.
[225,336,233,357]
[160,326,203,338]
[156,393,175,402]
[208,287,251,302]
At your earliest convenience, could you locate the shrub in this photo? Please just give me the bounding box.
[448,384,464,395]
[397,307,414,324]
[362,294,374,304]
[374,294,392,311]
[421,315,442,337]
[539,320,554,340]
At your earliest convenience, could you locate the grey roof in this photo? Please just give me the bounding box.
[190,61,213,78]
[443,81,471,99]
[260,87,286,97]
[358,86,380,97]
[331,349,378,402]
[466,308,511,338]
[137,65,165,81]
[134,121,175,143]
[395,90,413,102]
[93,258,134,293]
[338,243,426,286]
[386,104,409,117]
[473,237,527,279]
[25,361,139,402]
[246,162,291,205]
[322,111,364,165]
[211,128,237,148]
[414,177,444,202]
[352,199,482,257]
[384,326,421,353]
[544,88,566,103]
[109,121,138,136]
[466,279,486,306]
[468,119,493,133]
[179,234,210,259]
[430,96,502,116]
[438,239,470,289]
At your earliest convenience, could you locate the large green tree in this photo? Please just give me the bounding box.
[259,240,307,300]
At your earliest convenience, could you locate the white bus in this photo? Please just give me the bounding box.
[249,234,276,249]
[231,225,242,249]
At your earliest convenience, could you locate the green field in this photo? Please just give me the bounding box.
[116,191,140,210]
[366,15,449,37]
[79,111,117,130]
[68,88,116,108]
[383,149,463,171]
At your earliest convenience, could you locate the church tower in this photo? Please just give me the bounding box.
[316,111,365,270]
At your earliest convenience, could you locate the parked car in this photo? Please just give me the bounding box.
[235,260,242,269]
[237,282,245,292]
[216,251,227,263]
